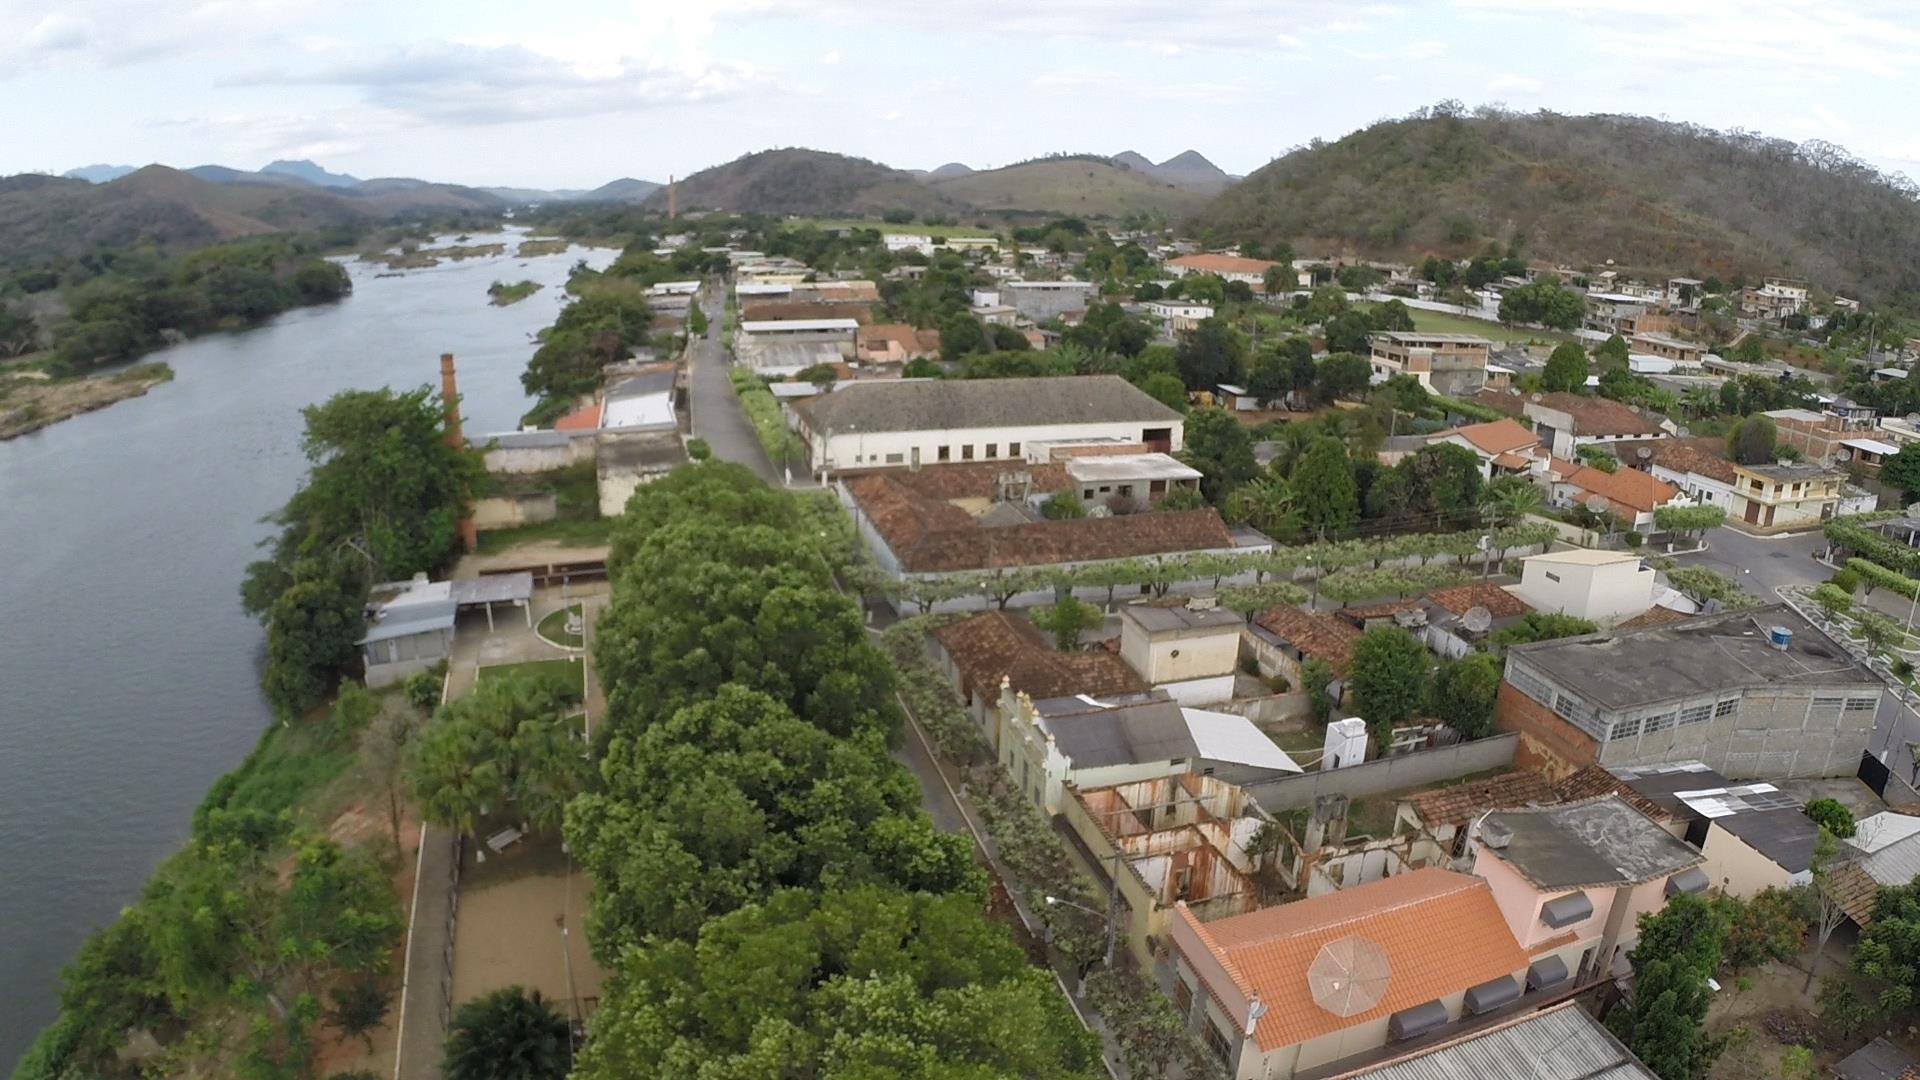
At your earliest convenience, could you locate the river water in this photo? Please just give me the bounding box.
[0,229,612,1066]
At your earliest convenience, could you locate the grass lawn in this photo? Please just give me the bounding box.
[536,604,583,648]
[798,217,1000,238]
[477,658,585,695]
[1361,304,1574,346]
[474,517,614,555]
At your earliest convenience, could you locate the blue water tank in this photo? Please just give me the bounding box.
[1768,625,1793,650]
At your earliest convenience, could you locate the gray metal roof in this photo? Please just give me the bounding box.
[1713,808,1821,874]
[792,375,1183,435]
[1117,603,1243,634]
[451,572,533,606]
[1482,796,1703,889]
[1835,1037,1920,1080]
[1037,697,1199,769]
[1330,1002,1655,1079]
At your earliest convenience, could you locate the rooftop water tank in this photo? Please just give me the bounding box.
[1768,626,1793,651]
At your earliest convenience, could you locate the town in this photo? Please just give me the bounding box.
[315,204,1920,1080]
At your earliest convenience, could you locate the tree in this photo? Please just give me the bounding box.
[1664,567,1758,611]
[1370,299,1416,332]
[1427,653,1502,739]
[1137,372,1189,412]
[443,986,571,1080]
[938,311,986,363]
[1805,830,1854,993]
[1246,349,1296,407]
[1301,659,1334,723]
[1348,627,1429,748]
[1811,583,1854,619]
[1884,442,1920,503]
[1323,309,1375,355]
[991,323,1031,351]
[1315,352,1372,403]
[686,300,708,337]
[1805,798,1856,838]
[1173,318,1246,390]
[1652,505,1726,547]
[1609,893,1727,1080]
[1223,475,1302,539]
[1541,342,1590,393]
[1718,888,1808,973]
[1157,486,1208,512]
[1180,408,1258,501]
[1854,879,1920,1011]
[1042,489,1088,519]
[1596,334,1631,370]
[328,977,393,1053]
[1493,612,1599,647]
[1479,476,1544,527]
[368,699,421,854]
[1262,265,1290,295]
[1031,597,1103,652]
[1291,438,1359,533]
[1727,414,1779,465]
[1395,444,1485,518]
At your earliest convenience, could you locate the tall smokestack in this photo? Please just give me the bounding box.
[668,174,676,220]
[440,353,479,552]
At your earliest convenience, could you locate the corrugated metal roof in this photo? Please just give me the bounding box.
[1328,1002,1654,1078]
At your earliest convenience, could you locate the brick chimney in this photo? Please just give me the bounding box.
[667,175,676,220]
[440,352,478,552]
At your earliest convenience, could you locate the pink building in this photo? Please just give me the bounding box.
[1468,795,1707,987]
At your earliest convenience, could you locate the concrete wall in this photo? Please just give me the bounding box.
[1242,734,1517,811]
[483,437,594,474]
[472,492,557,530]
[1159,674,1237,706]
[1595,687,1878,780]
[1123,625,1240,684]
[1700,822,1801,898]
[1007,284,1093,321]
[810,417,1183,473]
[1509,558,1657,623]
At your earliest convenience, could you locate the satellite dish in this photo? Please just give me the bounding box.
[1836,449,1853,462]
[1309,938,1392,1017]
[1529,392,1544,403]
[1636,446,1653,461]
[1462,606,1494,633]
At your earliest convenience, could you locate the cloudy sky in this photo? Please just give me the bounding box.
[7,0,1919,188]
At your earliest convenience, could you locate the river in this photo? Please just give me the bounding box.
[0,229,613,1067]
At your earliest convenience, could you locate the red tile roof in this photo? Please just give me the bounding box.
[1169,253,1281,276]
[1615,605,1694,631]
[1176,868,1528,1051]
[1428,582,1533,619]
[554,403,603,431]
[1532,393,1667,438]
[1551,765,1673,823]
[1402,772,1557,830]
[1562,466,1679,516]
[1649,438,1738,485]
[931,611,1148,703]
[1252,605,1363,674]
[1436,418,1538,456]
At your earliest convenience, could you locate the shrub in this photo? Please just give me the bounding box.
[1805,798,1856,838]
[1830,568,1862,594]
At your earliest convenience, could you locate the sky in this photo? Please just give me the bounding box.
[7,0,1920,189]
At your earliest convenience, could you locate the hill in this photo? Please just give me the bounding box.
[62,164,135,184]
[583,177,662,203]
[1196,108,1920,310]
[0,165,499,269]
[927,162,974,180]
[929,157,1209,218]
[1114,150,1234,193]
[262,159,360,188]
[645,149,959,217]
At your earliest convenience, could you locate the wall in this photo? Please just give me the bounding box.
[1007,285,1094,322]
[1493,681,1600,781]
[363,627,453,688]
[472,492,558,530]
[482,437,594,474]
[812,417,1184,472]
[1209,692,1313,726]
[1510,559,1656,623]
[1242,734,1517,811]
[1595,687,1878,780]
[1137,627,1240,684]
[1651,465,1736,512]
[1160,675,1237,706]
[1699,823,1798,898]
[1168,917,1257,1077]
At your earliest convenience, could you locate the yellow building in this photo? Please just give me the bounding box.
[1728,461,1846,532]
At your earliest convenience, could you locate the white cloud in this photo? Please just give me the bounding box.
[821,49,840,64]
[1400,40,1446,59]
[1487,74,1543,95]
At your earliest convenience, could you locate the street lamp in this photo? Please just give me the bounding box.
[1044,893,1117,970]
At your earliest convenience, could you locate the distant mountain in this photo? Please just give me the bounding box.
[583,177,662,203]
[483,186,591,204]
[0,164,501,269]
[647,149,958,216]
[63,164,136,184]
[184,164,312,187]
[262,159,361,188]
[929,157,1208,218]
[1113,150,1233,193]
[1194,109,1920,310]
[927,162,974,180]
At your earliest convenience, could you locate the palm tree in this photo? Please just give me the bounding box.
[1479,478,1544,528]
[407,723,505,851]
[444,986,571,1080]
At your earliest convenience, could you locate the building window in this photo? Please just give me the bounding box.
[962,444,975,460]
[1173,978,1194,1017]
[1610,716,1642,741]
[1812,695,1847,717]
[885,453,904,464]
[1084,488,1096,500]
[938,445,951,462]
[1845,695,1879,714]
[1204,1023,1233,1064]
[1119,484,1134,498]
[1643,712,1676,735]
[1544,571,1561,583]
[1008,441,1020,457]
[1715,697,1739,717]
[985,443,998,458]
[1680,703,1713,726]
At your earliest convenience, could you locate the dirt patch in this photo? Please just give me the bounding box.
[0,362,173,439]
[450,836,606,1020]
[1705,959,1832,1078]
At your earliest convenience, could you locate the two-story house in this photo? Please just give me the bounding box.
[1728,461,1848,531]
[1367,332,1493,397]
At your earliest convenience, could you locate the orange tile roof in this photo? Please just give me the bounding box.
[1252,605,1362,674]
[1532,393,1667,438]
[1649,438,1738,485]
[1176,868,1529,1051]
[1428,582,1533,619]
[1563,465,1679,516]
[1615,605,1694,631]
[1551,765,1673,823]
[1492,451,1536,470]
[554,402,603,431]
[1437,419,1538,457]
[1170,253,1282,276]
[1402,772,1556,830]
[931,611,1149,703]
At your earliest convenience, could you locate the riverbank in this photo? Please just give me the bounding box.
[0,362,173,440]
[487,279,543,306]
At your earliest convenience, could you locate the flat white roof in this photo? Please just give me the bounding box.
[1008,280,1092,289]
[1844,437,1900,455]
[1586,292,1648,304]
[1763,408,1827,423]
[735,283,792,295]
[648,281,700,293]
[603,391,676,430]
[1065,453,1203,483]
[1525,548,1643,566]
[740,319,859,333]
[1182,709,1302,773]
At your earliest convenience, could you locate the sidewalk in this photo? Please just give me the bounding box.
[392,824,456,1080]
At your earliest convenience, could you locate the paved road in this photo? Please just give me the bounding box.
[686,287,781,484]
[1675,526,1920,800]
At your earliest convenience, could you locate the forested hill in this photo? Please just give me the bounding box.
[1195,109,1920,310]
[644,149,964,217]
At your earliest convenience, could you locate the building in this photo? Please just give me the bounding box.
[1833,1038,1920,1080]
[1614,762,1819,897]
[1246,604,1362,690]
[793,375,1184,474]
[1368,333,1493,397]
[599,368,677,431]
[595,432,688,516]
[1005,280,1094,321]
[1764,406,1882,468]
[1425,418,1541,478]
[1495,606,1881,780]
[1065,452,1204,509]
[1060,773,1265,967]
[1645,439,1739,511]
[1548,464,1681,533]
[1521,393,1670,459]
[1469,796,1707,986]
[1665,277,1706,309]
[735,318,857,375]
[883,232,932,254]
[1327,1001,1657,1079]
[1166,252,1282,286]
[1508,549,1658,625]
[1166,868,1532,1080]
[928,610,1147,741]
[358,573,535,687]
[1395,771,1559,859]
[854,323,941,364]
[1144,300,1216,323]
[1829,813,1920,928]
[1728,461,1847,531]
[999,689,1300,815]
[1629,333,1707,367]
[1117,600,1243,704]
[1741,278,1810,320]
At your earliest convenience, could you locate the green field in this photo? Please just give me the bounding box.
[798,218,1001,239]
[1362,304,1574,346]
[477,658,584,693]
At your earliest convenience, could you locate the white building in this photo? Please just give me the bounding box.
[1507,549,1658,625]
[1005,280,1094,321]
[646,280,700,296]
[791,375,1185,474]
[883,233,933,254]
[1143,300,1215,322]
[1117,601,1243,705]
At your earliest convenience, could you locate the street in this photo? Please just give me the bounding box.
[1674,526,1920,800]
[685,286,780,484]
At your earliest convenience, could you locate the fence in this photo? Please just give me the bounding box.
[1244,733,1518,811]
